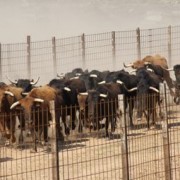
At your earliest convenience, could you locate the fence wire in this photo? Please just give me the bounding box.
[0,25,180,180]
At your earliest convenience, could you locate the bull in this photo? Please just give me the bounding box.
[78,83,123,137]
[10,85,61,152]
[124,54,168,69]
[0,84,24,145]
[173,64,180,104]
[49,78,86,133]
[6,76,40,95]
[135,67,163,128]
[99,69,139,127]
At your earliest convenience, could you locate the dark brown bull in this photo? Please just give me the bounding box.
[173,64,180,104]
[0,84,24,144]
[78,83,122,136]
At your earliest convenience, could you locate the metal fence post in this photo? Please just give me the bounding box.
[81,33,85,70]
[118,95,129,180]
[136,27,141,59]
[168,26,172,67]
[52,37,57,77]
[112,31,116,70]
[0,43,2,81]
[27,36,31,79]
[50,100,59,180]
[160,83,172,180]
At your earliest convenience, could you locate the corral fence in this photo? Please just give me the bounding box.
[0,25,180,180]
[0,25,180,85]
[0,83,180,180]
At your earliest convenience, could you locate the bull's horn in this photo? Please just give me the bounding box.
[79,92,88,96]
[64,87,71,92]
[34,98,44,103]
[99,93,107,98]
[30,77,40,85]
[123,62,133,68]
[116,80,124,84]
[128,87,138,92]
[149,86,159,93]
[75,73,82,76]
[90,74,97,78]
[57,73,65,78]
[144,62,151,65]
[4,91,14,97]
[6,76,17,84]
[130,70,137,74]
[70,77,79,80]
[10,101,20,109]
[146,68,154,72]
[98,81,106,84]
[21,92,29,96]
[167,68,173,71]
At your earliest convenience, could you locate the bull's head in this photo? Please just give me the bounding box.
[10,97,44,125]
[123,60,145,69]
[136,86,159,120]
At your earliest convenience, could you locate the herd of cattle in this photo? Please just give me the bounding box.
[0,54,180,152]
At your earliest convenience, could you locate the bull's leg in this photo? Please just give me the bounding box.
[55,111,64,141]
[105,118,109,137]
[128,99,134,127]
[29,125,37,152]
[62,115,70,135]
[71,109,76,130]
[78,113,83,133]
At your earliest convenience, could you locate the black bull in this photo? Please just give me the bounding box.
[80,83,121,136]
[136,68,163,128]
[173,64,180,104]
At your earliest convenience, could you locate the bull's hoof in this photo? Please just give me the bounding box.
[72,123,76,130]
[30,149,37,153]
[174,97,180,105]
[65,128,70,135]
[5,140,10,146]
[78,126,83,133]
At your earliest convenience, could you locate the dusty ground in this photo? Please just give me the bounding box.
[0,102,180,180]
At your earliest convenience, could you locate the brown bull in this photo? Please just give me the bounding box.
[124,54,175,96]
[0,84,23,144]
[10,85,58,152]
[124,54,169,69]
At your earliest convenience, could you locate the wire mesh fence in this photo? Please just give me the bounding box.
[0,25,180,85]
[0,84,179,180]
[0,25,180,180]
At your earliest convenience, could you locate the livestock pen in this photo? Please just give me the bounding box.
[0,25,180,180]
